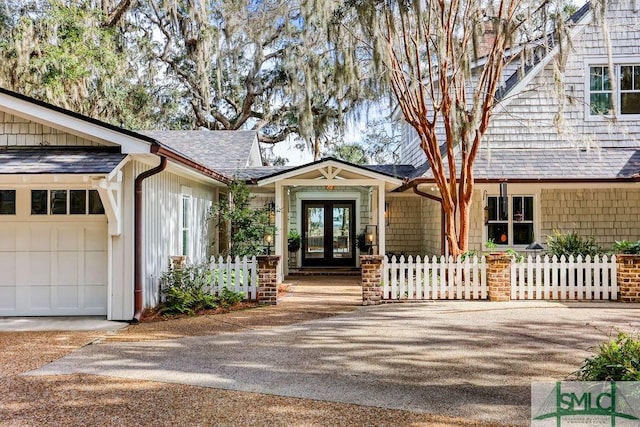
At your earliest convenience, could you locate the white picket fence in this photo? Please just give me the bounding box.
[383,255,487,300]
[510,255,617,300]
[208,255,258,300]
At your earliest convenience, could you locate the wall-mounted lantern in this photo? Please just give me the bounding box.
[365,224,378,255]
[263,225,275,255]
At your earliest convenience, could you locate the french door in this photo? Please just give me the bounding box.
[302,200,355,267]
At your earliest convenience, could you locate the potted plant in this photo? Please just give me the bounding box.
[287,230,301,252]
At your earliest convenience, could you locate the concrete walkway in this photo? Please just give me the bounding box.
[0,316,127,332]
[25,279,640,425]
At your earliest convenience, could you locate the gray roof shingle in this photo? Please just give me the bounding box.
[418,148,640,181]
[0,148,127,174]
[140,130,257,171]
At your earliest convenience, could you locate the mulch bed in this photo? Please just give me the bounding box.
[140,302,258,322]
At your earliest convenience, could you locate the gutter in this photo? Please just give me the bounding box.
[132,144,167,323]
[399,176,640,190]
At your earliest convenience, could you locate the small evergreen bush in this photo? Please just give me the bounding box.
[613,240,640,255]
[160,264,218,315]
[575,332,640,381]
[546,230,602,258]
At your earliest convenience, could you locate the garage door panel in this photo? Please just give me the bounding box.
[29,287,52,310]
[56,286,79,309]
[56,252,79,286]
[0,220,107,316]
[27,252,51,286]
[0,252,16,286]
[85,251,107,285]
[57,227,82,251]
[84,285,107,309]
[0,286,16,309]
[28,225,53,252]
[0,226,16,251]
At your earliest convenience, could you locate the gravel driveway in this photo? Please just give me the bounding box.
[21,298,640,426]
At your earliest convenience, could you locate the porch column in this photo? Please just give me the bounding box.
[486,254,512,301]
[257,255,280,305]
[361,255,384,305]
[617,254,640,302]
[378,182,385,256]
[274,181,284,283]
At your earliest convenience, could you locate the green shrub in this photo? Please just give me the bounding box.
[575,332,640,381]
[219,287,245,306]
[287,230,301,252]
[613,240,640,255]
[160,264,219,316]
[546,230,602,258]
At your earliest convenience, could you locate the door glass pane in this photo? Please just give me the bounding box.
[332,205,352,259]
[0,190,16,215]
[31,190,48,215]
[88,190,105,214]
[305,206,324,259]
[70,190,86,214]
[50,190,67,215]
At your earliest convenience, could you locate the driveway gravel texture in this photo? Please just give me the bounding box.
[2,276,640,427]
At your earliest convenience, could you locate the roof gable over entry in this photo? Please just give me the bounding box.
[256,157,404,191]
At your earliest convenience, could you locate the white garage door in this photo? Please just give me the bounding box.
[0,220,108,316]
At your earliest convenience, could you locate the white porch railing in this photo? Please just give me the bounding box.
[510,255,617,300]
[383,255,487,300]
[208,255,258,300]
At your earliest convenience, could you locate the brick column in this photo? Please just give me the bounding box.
[257,255,280,305]
[361,255,384,305]
[487,254,512,302]
[617,254,640,302]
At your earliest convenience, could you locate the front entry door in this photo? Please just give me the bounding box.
[302,200,356,267]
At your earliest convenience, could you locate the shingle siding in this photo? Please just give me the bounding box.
[0,111,98,147]
[398,2,640,165]
[540,187,640,248]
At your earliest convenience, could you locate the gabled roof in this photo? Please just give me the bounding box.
[254,157,405,189]
[0,147,127,174]
[0,87,155,154]
[410,147,640,183]
[496,2,592,102]
[140,130,259,171]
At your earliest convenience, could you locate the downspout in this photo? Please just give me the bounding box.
[132,150,167,323]
[412,186,447,256]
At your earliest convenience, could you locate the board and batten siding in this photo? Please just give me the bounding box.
[0,111,99,147]
[133,161,218,308]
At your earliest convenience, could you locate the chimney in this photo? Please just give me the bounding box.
[475,19,497,59]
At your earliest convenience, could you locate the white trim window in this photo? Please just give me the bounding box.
[0,190,16,215]
[181,186,193,259]
[486,195,534,246]
[588,63,640,117]
[30,189,104,215]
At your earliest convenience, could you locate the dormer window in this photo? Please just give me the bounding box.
[588,63,640,117]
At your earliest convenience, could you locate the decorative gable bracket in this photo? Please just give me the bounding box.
[92,171,122,236]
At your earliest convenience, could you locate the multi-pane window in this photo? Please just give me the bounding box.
[181,188,192,258]
[487,195,534,246]
[31,190,104,215]
[620,65,640,115]
[589,66,612,115]
[589,64,640,116]
[0,190,16,215]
